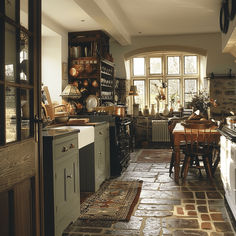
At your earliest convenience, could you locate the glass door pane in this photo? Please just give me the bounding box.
[6,86,17,143]
[21,89,30,139]
[5,0,16,21]
[5,23,16,82]
[20,0,29,29]
[20,30,29,83]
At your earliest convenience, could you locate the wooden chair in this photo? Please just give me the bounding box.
[181,123,214,181]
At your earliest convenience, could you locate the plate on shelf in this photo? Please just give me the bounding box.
[86,95,99,112]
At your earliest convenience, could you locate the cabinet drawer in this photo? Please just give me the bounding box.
[54,134,78,160]
[95,124,109,139]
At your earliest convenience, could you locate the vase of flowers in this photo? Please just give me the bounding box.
[189,91,217,119]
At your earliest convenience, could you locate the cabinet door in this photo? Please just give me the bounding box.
[54,151,80,236]
[94,139,106,190]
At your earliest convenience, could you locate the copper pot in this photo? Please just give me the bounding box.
[115,106,125,117]
[69,66,78,77]
[85,64,93,74]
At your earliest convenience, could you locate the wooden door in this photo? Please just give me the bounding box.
[0,0,41,236]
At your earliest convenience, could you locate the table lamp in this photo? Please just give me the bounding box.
[129,85,139,116]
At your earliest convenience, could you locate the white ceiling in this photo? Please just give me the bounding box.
[42,0,222,45]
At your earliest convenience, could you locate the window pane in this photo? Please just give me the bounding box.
[20,0,29,29]
[5,0,16,21]
[167,56,180,75]
[149,79,162,109]
[6,86,17,143]
[133,80,145,110]
[150,57,162,74]
[184,79,197,108]
[133,58,145,76]
[184,56,197,74]
[167,79,180,111]
[20,30,29,83]
[5,23,16,82]
[21,89,30,139]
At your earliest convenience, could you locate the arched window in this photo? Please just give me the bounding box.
[129,51,206,113]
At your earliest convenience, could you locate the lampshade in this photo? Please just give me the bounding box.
[129,85,138,96]
[61,84,81,99]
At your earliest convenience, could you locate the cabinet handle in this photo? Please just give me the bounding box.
[70,143,75,149]
[67,174,72,179]
[98,151,102,155]
[99,131,103,135]
[62,146,68,152]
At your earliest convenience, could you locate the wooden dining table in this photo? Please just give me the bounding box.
[172,122,221,183]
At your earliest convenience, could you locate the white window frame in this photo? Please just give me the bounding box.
[130,52,200,111]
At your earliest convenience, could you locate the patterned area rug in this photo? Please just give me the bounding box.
[79,180,143,221]
[136,149,172,163]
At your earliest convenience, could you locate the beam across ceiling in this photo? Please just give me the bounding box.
[74,0,131,45]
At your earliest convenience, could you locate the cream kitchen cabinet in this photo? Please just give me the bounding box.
[43,129,80,236]
[79,122,110,192]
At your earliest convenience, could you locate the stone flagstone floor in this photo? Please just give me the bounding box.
[63,149,236,236]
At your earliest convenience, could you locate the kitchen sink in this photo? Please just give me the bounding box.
[47,126,94,149]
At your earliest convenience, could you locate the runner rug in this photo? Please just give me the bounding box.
[136,148,172,163]
[79,180,143,222]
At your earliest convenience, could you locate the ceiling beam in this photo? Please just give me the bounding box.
[74,0,131,45]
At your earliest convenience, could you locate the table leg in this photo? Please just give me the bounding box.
[174,145,180,183]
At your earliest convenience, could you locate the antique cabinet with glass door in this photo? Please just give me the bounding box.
[0,0,41,236]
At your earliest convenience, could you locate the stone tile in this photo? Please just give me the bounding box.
[134,209,173,217]
[201,214,211,221]
[206,192,223,199]
[173,230,208,236]
[163,218,199,229]
[143,217,161,236]
[210,213,225,221]
[122,176,156,182]
[214,222,233,232]
[180,192,194,199]
[183,200,195,203]
[195,192,206,199]
[123,171,157,178]
[67,227,102,233]
[113,216,142,230]
[156,173,172,183]
[201,222,212,230]
[103,229,140,235]
[140,198,181,205]
[208,200,225,206]
[209,205,226,213]
[177,207,184,215]
[196,200,206,204]
[185,204,195,210]
[138,204,173,211]
[134,163,152,171]
[187,211,197,216]
[73,220,114,227]
[142,182,160,190]
[197,205,208,213]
